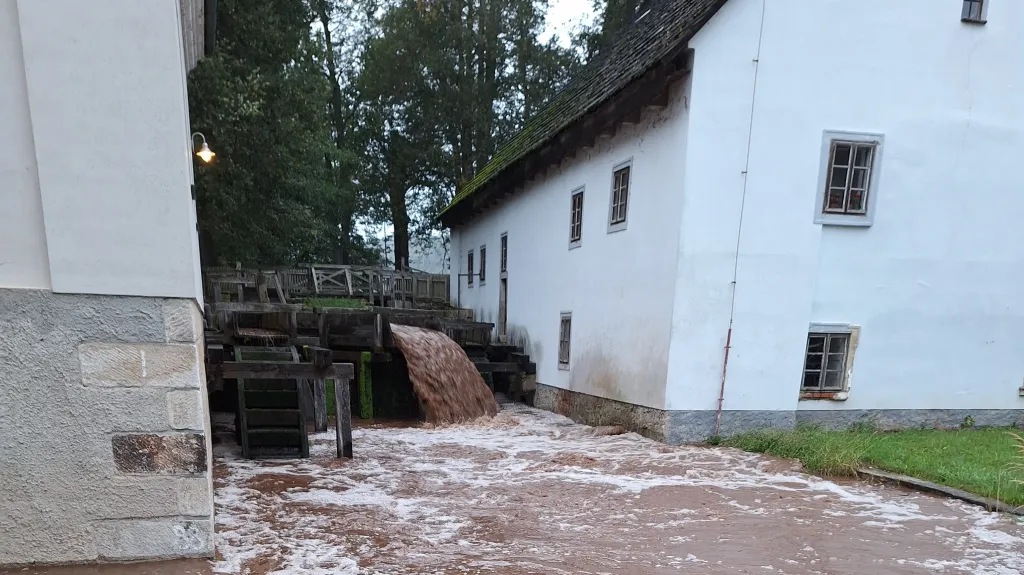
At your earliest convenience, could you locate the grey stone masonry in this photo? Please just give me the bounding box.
[534,384,668,441]
[531,383,1024,445]
[0,289,214,567]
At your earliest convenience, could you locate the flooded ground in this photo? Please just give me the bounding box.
[208,405,1024,575]
[4,405,1021,575]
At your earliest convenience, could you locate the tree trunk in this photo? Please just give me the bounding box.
[317,0,354,264]
[389,182,410,271]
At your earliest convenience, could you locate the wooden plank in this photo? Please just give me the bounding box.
[245,390,300,409]
[219,362,355,380]
[334,377,353,459]
[234,347,250,459]
[345,268,353,295]
[274,274,287,303]
[246,408,301,427]
[248,428,302,448]
[212,302,306,313]
[472,362,534,374]
[309,345,330,432]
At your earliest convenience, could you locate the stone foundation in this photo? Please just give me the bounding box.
[795,409,1024,431]
[534,384,668,441]
[0,289,214,566]
[533,384,1024,445]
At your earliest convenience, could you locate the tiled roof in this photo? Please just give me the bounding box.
[440,0,727,222]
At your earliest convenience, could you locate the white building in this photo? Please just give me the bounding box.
[442,0,1024,442]
[1,0,214,566]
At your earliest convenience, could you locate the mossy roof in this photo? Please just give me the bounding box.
[440,0,727,224]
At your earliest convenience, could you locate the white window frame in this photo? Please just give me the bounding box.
[607,159,632,233]
[961,0,988,23]
[800,323,860,400]
[814,130,884,227]
[569,187,584,249]
[558,312,572,370]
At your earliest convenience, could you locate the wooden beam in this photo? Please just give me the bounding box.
[212,302,305,313]
[334,377,353,459]
[473,361,538,374]
[218,361,354,380]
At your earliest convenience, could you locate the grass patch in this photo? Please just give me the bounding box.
[724,427,1024,507]
[304,297,367,309]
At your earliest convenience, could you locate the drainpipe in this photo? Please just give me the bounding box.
[715,0,766,438]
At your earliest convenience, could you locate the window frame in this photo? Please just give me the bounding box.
[800,323,859,400]
[467,249,474,287]
[961,0,987,23]
[478,245,486,285]
[607,159,632,233]
[569,187,584,249]
[814,130,884,227]
[558,312,572,370]
[500,233,508,274]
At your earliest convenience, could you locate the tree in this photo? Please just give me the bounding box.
[349,0,581,267]
[188,0,378,266]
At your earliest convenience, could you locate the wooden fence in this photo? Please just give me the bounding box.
[203,264,451,309]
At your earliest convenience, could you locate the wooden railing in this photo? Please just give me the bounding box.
[203,264,451,309]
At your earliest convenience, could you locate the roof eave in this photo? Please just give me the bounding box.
[439,44,694,229]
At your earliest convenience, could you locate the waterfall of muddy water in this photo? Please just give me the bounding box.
[389,323,498,423]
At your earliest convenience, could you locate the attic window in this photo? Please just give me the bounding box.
[962,0,987,23]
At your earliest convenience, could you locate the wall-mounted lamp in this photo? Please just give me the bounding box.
[191,132,216,163]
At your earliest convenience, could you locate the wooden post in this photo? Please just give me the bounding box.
[313,379,328,432]
[334,376,353,459]
[309,346,330,433]
[288,312,298,341]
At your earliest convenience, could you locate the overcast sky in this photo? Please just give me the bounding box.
[543,0,597,45]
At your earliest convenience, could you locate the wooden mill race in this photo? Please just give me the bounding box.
[203,264,534,460]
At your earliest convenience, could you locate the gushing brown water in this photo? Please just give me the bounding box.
[389,323,498,423]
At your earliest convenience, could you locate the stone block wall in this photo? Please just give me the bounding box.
[0,289,214,566]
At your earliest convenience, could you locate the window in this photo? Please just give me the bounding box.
[801,332,849,392]
[479,245,486,284]
[815,131,884,227]
[558,313,572,369]
[962,0,986,23]
[608,162,631,232]
[500,233,507,273]
[569,189,584,247]
[467,250,474,286]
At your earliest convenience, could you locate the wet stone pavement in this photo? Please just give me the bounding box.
[5,405,1023,574]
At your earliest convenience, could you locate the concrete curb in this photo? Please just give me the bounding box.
[857,468,1024,516]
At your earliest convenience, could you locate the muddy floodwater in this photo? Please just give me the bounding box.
[5,405,1022,575]
[203,405,1024,574]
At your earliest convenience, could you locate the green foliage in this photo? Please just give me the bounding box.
[725,427,1024,507]
[359,352,374,419]
[189,0,595,267]
[188,0,374,266]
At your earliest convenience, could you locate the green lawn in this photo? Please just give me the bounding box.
[724,427,1024,507]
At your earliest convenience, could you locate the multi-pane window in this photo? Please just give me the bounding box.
[500,233,507,273]
[962,0,985,22]
[558,313,572,368]
[801,332,849,392]
[823,140,876,216]
[610,165,630,226]
[569,189,584,245]
[479,245,486,284]
[467,250,474,286]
